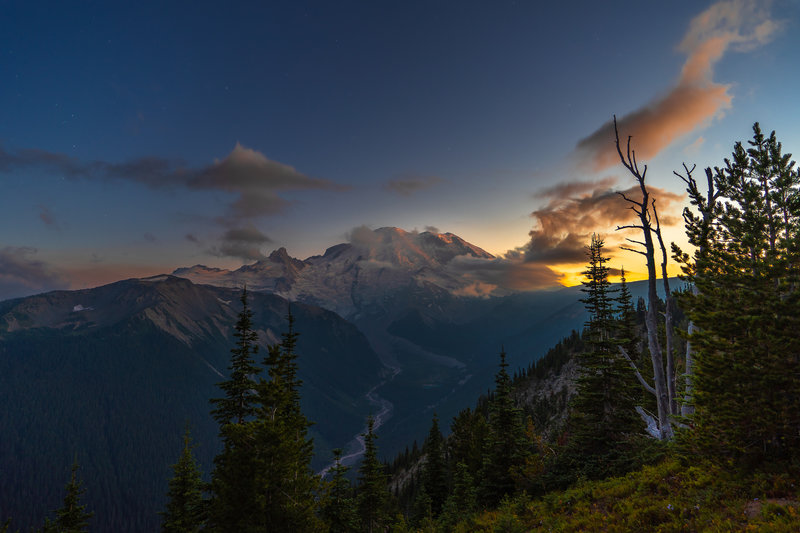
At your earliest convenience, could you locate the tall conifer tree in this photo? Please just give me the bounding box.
[677,123,800,467]
[249,309,319,531]
[45,461,93,533]
[420,414,448,517]
[440,462,477,524]
[479,348,527,507]
[320,449,359,533]
[210,287,260,426]
[161,428,205,533]
[207,288,261,531]
[448,407,488,481]
[357,416,390,533]
[568,236,641,479]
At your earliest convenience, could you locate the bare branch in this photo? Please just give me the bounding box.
[619,346,656,396]
[616,224,645,231]
[619,245,648,256]
[617,191,644,208]
[624,237,647,247]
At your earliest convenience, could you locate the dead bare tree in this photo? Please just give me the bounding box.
[613,116,674,440]
[651,201,676,414]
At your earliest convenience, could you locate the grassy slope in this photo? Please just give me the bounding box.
[452,459,800,532]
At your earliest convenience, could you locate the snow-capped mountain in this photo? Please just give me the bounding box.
[173,227,502,318]
[173,246,306,294]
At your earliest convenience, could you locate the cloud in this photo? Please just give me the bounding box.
[576,0,782,171]
[188,143,345,217]
[451,282,498,298]
[38,205,60,229]
[385,174,445,196]
[347,225,382,249]
[143,232,157,242]
[221,226,272,244]
[684,136,705,155]
[524,179,684,264]
[534,177,618,200]
[0,142,346,221]
[447,254,564,291]
[208,224,272,261]
[185,233,201,244]
[0,247,68,300]
[424,225,440,234]
[441,179,684,292]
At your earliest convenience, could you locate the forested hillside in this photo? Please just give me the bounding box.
[0,280,382,532]
[2,123,799,532]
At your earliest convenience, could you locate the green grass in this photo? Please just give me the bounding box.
[437,459,799,532]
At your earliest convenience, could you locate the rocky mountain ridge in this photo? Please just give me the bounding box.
[173,227,502,319]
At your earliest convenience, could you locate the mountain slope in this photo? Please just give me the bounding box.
[0,276,382,532]
[171,228,595,459]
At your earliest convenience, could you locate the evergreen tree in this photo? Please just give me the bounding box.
[320,449,359,533]
[209,304,319,531]
[161,428,205,533]
[447,407,488,481]
[210,286,261,426]
[479,347,527,507]
[357,416,390,533]
[676,123,800,468]
[49,461,93,533]
[420,414,447,517]
[440,462,477,526]
[512,416,553,496]
[568,236,641,479]
[207,288,262,531]
[249,309,319,531]
[410,486,432,526]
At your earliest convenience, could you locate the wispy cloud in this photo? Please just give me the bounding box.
[0,142,346,221]
[208,224,273,262]
[385,174,445,196]
[576,0,783,171]
[0,247,68,300]
[37,205,60,229]
[533,177,618,201]
[448,254,564,291]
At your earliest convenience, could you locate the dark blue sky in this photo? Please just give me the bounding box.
[1,1,798,298]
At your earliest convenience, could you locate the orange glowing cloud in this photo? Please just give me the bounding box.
[522,178,684,267]
[441,179,684,292]
[577,0,782,171]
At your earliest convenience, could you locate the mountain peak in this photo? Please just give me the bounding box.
[267,247,306,271]
[269,247,290,260]
[174,226,503,314]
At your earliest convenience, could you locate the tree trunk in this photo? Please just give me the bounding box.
[643,234,673,440]
[614,116,673,440]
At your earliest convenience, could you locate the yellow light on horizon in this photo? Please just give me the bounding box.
[555,256,685,288]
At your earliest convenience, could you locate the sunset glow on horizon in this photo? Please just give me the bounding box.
[1,1,798,299]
